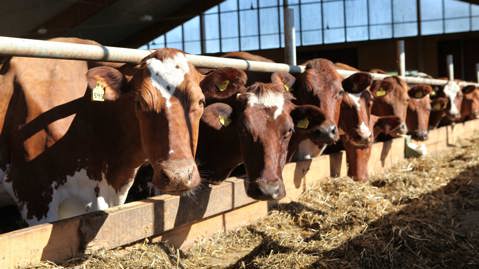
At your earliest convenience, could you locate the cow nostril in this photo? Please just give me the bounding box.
[329,125,337,135]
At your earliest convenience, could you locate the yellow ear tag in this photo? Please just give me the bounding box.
[296,117,310,129]
[430,91,436,97]
[375,88,386,97]
[216,80,230,92]
[432,103,442,111]
[218,115,231,127]
[92,82,105,102]
[415,91,424,98]
[283,84,290,92]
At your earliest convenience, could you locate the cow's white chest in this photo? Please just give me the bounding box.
[4,169,134,225]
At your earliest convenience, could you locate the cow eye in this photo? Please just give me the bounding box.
[283,127,294,139]
[199,98,205,107]
[337,90,345,98]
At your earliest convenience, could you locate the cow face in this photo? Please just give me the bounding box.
[235,83,295,200]
[370,76,409,136]
[339,72,374,148]
[294,59,342,144]
[406,85,433,141]
[435,81,463,121]
[461,86,479,120]
[429,96,449,129]
[87,49,204,195]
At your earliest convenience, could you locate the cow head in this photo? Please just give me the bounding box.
[406,85,433,141]
[429,95,449,129]
[294,59,343,144]
[461,85,479,120]
[200,67,247,106]
[370,76,409,136]
[435,81,463,121]
[86,49,204,195]
[339,72,374,148]
[201,79,325,200]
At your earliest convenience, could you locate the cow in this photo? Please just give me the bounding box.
[197,67,328,200]
[289,59,344,161]
[0,41,205,225]
[460,85,479,121]
[406,85,433,141]
[334,71,402,181]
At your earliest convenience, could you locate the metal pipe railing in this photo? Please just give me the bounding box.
[0,36,477,87]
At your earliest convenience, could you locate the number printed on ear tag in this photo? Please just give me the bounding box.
[92,82,105,102]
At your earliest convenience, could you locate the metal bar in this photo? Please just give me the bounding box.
[217,4,223,52]
[0,36,477,87]
[447,54,454,81]
[476,63,479,83]
[200,13,207,55]
[283,0,297,65]
[396,40,406,77]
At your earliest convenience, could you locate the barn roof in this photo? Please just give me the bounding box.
[0,0,223,48]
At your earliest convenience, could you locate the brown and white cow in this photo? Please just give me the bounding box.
[0,43,205,224]
[339,72,402,181]
[406,85,433,141]
[197,72,326,200]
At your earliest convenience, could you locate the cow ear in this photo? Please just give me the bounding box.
[201,103,235,130]
[372,115,402,138]
[200,68,247,101]
[409,84,432,99]
[290,105,325,131]
[86,66,126,102]
[370,80,393,98]
[342,72,372,94]
[431,98,448,111]
[462,85,476,94]
[271,72,296,92]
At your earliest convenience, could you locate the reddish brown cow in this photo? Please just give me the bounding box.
[0,42,205,224]
[291,59,343,160]
[369,76,409,136]
[339,73,402,181]
[197,71,326,200]
[460,85,479,121]
[406,85,433,141]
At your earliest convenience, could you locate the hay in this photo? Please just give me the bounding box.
[34,137,479,268]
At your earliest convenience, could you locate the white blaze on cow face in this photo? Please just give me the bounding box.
[247,91,285,119]
[347,92,372,138]
[443,81,460,115]
[146,53,190,108]
[347,92,362,111]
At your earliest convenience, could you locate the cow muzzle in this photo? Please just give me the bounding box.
[398,123,408,135]
[152,159,201,195]
[246,177,286,200]
[312,123,339,144]
[411,130,428,141]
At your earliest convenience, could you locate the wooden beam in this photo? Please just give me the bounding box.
[25,0,119,40]
[117,0,223,48]
[2,119,479,268]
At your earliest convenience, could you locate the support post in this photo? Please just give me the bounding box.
[283,0,296,65]
[396,40,406,77]
[447,54,454,81]
[476,63,479,83]
[199,14,207,55]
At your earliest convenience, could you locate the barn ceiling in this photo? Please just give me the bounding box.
[0,0,223,47]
